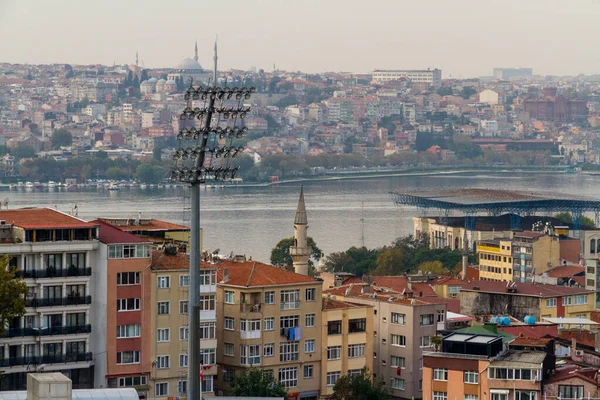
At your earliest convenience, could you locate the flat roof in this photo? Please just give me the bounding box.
[543,317,600,325]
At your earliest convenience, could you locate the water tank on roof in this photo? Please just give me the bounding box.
[524,315,536,325]
[490,316,498,324]
[498,316,511,326]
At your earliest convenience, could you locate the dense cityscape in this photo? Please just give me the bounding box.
[3,1,600,400]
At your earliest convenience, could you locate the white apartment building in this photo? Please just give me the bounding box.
[0,208,99,391]
[372,69,442,88]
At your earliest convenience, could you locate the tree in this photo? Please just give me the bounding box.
[417,260,444,275]
[554,212,595,229]
[431,335,442,351]
[460,87,477,99]
[106,167,124,181]
[140,69,149,82]
[0,256,28,336]
[136,164,157,183]
[153,146,163,161]
[332,368,388,400]
[11,145,35,159]
[52,128,73,149]
[373,247,405,276]
[270,236,322,267]
[229,368,287,398]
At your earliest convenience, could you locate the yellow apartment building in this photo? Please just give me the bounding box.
[476,239,514,281]
[320,298,373,397]
[215,259,323,400]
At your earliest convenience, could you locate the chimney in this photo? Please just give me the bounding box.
[223,268,229,283]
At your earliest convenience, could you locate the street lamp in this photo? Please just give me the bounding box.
[172,83,254,400]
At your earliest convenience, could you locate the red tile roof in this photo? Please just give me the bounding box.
[95,220,149,244]
[98,218,188,232]
[370,276,437,297]
[219,260,318,287]
[324,284,439,306]
[510,337,554,346]
[0,208,97,229]
[514,231,545,239]
[322,298,371,310]
[545,265,585,278]
[432,278,466,286]
[547,363,598,385]
[461,280,594,297]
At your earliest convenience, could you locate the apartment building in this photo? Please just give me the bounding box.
[0,208,99,391]
[320,298,373,397]
[149,250,218,399]
[476,239,514,281]
[90,221,153,396]
[325,283,447,400]
[372,69,442,88]
[215,259,323,400]
[97,217,190,251]
[512,232,560,282]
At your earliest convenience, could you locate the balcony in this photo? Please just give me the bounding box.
[0,352,93,368]
[280,301,300,311]
[240,303,262,313]
[16,268,92,279]
[0,324,92,338]
[26,296,92,307]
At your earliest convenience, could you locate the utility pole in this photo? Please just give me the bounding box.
[171,45,253,400]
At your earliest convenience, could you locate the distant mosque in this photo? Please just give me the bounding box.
[167,40,213,85]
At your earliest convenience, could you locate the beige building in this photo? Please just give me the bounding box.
[149,250,218,399]
[320,298,373,397]
[215,259,323,400]
[325,283,447,400]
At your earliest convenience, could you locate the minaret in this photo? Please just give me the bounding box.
[194,40,198,62]
[135,50,139,69]
[290,186,311,275]
[213,37,218,84]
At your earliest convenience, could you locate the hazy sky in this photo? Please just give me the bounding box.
[1,0,599,78]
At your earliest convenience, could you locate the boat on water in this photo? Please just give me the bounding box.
[17,182,24,188]
[47,181,56,188]
[108,183,120,191]
[25,182,34,188]
[140,184,147,189]
[33,181,42,189]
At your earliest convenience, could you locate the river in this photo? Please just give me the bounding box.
[2,172,599,262]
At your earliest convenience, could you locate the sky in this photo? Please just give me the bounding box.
[1,0,599,78]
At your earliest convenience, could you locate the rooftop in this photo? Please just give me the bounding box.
[510,336,554,347]
[370,276,437,297]
[461,280,593,298]
[220,260,319,287]
[95,220,148,245]
[98,217,188,232]
[322,297,371,310]
[491,350,547,367]
[0,208,97,229]
[457,324,515,343]
[544,264,585,278]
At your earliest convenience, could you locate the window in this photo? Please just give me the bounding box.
[327,372,341,387]
[574,295,588,305]
[546,298,557,308]
[199,270,216,285]
[199,322,216,339]
[156,355,169,369]
[559,385,584,399]
[305,314,315,327]
[180,326,189,340]
[117,272,140,285]
[224,317,235,330]
[118,376,147,387]
[327,346,341,360]
[391,312,406,325]
[437,310,445,323]
[117,351,140,364]
[264,343,274,357]
[434,392,448,400]
[391,378,405,390]
[280,290,300,310]
[223,369,235,382]
[391,356,405,368]
[515,392,537,400]
[491,393,508,400]
[199,348,216,365]
[110,245,150,259]
[563,296,573,306]
[157,328,170,342]
[304,339,315,353]
[179,274,189,287]
[420,336,431,348]
[328,320,342,335]
[180,301,189,314]
[157,301,170,315]
[202,376,213,393]
[264,291,275,304]
[224,343,235,356]
[278,367,298,388]
[157,276,170,288]
[240,319,261,332]
[179,354,188,367]
[391,334,406,347]
[155,382,168,397]
[349,318,366,333]
[225,291,235,304]
[264,317,274,331]
[305,288,316,301]
[117,324,140,338]
[117,298,140,311]
[465,396,479,400]
[348,344,365,358]
[434,368,448,381]
[304,365,313,379]
[240,345,261,365]
[280,315,300,329]
[592,239,597,254]
[420,314,434,326]
[349,369,362,377]
[178,380,187,395]
[280,341,300,362]
[488,368,540,380]
[464,371,478,384]
[200,295,215,310]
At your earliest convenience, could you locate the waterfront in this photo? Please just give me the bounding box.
[3,172,599,262]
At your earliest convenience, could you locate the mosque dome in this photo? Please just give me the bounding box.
[176,58,202,71]
[140,80,153,86]
[165,80,177,87]
[147,77,158,84]
[157,78,166,84]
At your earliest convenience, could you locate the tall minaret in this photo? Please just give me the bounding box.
[290,186,311,275]
[135,50,139,69]
[213,37,218,84]
[194,40,199,62]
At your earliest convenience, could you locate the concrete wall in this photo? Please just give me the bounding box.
[460,291,540,320]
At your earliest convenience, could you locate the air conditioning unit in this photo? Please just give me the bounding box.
[575,350,584,356]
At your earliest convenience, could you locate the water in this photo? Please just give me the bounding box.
[3,172,599,262]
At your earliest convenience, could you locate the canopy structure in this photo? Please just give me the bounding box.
[447,311,474,322]
[542,317,600,325]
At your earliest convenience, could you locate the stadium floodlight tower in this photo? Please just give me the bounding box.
[171,73,254,399]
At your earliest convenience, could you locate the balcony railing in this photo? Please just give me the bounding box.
[280,301,300,310]
[16,268,92,279]
[26,296,92,307]
[0,352,93,368]
[0,324,91,338]
[240,303,262,313]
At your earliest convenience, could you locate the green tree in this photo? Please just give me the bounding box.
[270,236,322,267]
[417,260,445,275]
[97,150,108,159]
[52,128,73,149]
[332,368,388,400]
[140,69,149,82]
[373,247,405,276]
[460,87,477,99]
[106,167,123,180]
[230,368,287,398]
[431,335,442,351]
[136,164,157,183]
[554,212,595,229]
[0,256,28,336]
[153,146,163,161]
[11,145,35,159]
